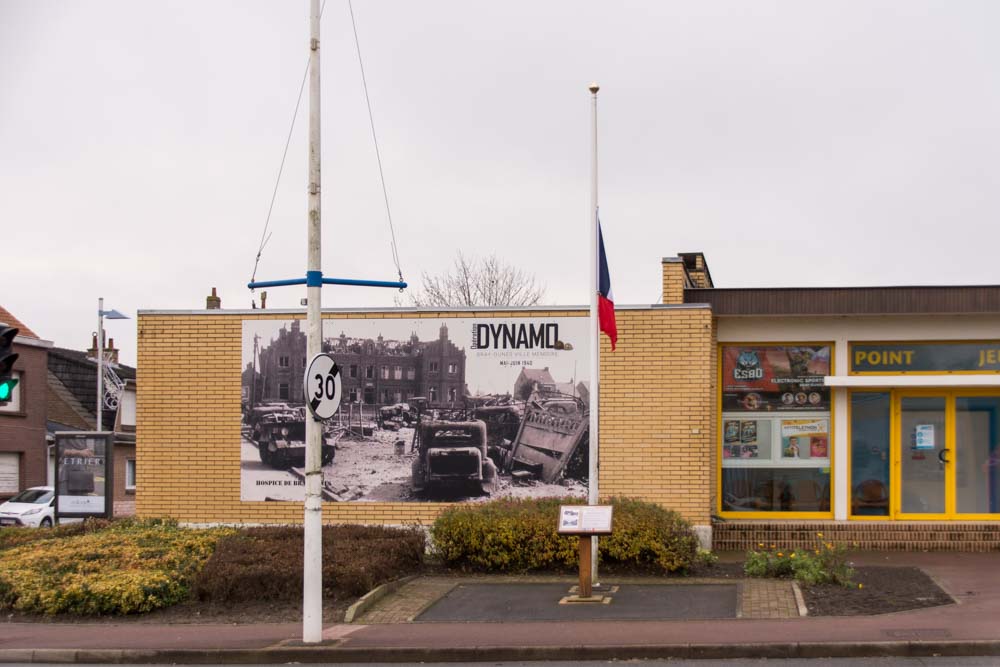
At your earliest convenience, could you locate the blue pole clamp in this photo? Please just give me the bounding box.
[306,270,323,287]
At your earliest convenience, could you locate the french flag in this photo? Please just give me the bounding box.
[598,221,617,351]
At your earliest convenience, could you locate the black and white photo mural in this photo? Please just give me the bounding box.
[240,316,590,502]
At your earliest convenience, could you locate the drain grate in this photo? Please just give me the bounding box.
[881,628,952,639]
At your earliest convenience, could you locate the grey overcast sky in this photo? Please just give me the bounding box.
[3,0,1000,366]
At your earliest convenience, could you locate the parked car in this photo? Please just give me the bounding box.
[0,486,55,528]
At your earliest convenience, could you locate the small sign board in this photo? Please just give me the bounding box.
[914,424,936,450]
[304,353,342,420]
[558,505,613,535]
[55,431,113,519]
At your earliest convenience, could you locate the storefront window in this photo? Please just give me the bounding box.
[720,344,832,514]
[850,392,890,516]
[956,397,1000,515]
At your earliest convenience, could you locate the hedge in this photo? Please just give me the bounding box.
[432,496,698,573]
[0,519,232,615]
[192,524,425,603]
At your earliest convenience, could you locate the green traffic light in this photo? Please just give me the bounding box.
[0,379,16,401]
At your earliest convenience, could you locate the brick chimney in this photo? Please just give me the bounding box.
[662,253,714,304]
[88,332,119,363]
[206,287,222,310]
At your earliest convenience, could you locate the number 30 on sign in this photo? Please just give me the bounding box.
[303,353,342,420]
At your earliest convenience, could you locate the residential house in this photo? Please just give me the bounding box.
[0,306,52,498]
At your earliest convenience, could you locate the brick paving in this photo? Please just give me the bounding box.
[740,579,800,619]
[355,575,801,624]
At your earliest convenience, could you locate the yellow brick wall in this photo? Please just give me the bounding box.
[136,307,714,526]
[661,260,688,304]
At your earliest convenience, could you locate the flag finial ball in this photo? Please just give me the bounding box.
[588,83,600,94]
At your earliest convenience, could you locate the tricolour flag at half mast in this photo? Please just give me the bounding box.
[597,221,617,351]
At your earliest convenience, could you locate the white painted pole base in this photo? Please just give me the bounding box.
[302,494,323,643]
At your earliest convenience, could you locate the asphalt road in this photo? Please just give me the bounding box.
[8,659,1000,667]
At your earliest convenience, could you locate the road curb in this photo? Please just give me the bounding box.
[343,575,417,624]
[4,640,1000,663]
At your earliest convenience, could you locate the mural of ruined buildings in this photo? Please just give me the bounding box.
[240,318,590,504]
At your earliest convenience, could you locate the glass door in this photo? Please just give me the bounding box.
[955,396,1000,516]
[896,395,949,517]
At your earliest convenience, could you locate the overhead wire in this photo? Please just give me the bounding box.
[347,0,405,285]
[250,0,406,304]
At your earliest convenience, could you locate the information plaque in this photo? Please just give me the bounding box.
[558,505,613,535]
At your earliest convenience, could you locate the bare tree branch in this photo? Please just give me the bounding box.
[400,253,545,308]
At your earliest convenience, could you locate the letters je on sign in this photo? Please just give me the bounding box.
[979,349,1000,368]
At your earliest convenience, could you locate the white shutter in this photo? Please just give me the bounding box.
[0,453,19,494]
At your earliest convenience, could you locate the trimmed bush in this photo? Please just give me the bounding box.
[432,497,698,573]
[192,525,425,603]
[0,519,231,615]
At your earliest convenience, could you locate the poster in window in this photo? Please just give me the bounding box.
[724,420,740,444]
[722,345,831,412]
[780,419,830,460]
[241,316,590,503]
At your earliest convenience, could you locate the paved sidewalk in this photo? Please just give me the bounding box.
[355,575,800,622]
[0,551,997,663]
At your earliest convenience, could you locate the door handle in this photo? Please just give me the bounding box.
[938,448,951,464]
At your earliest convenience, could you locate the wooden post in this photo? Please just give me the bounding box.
[578,535,592,598]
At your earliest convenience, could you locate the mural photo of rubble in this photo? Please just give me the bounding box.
[240,316,590,502]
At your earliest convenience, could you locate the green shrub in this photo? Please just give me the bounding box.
[0,519,231,615]
[743,532,854,586]
[0,517,113,553]
[192,525,425,603]
[431,496,698,574]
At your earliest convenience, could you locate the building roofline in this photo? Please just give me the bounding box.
[687,285,1000,316]
[14,336,53,349]
[138,303,712,316]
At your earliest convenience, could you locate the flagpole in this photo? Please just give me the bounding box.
[588,82,600,583]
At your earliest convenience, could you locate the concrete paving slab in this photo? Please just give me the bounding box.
[415,583,738,622]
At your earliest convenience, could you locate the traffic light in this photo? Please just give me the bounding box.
[0,324,19,405]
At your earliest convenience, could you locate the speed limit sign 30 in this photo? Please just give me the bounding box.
[304,353,342,420]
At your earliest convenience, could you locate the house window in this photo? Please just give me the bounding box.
[125,459,137,491]
[350,364,358,379]
[278,383,290,400]
[279,356,290,368]
[349,389,358,403]
[406,367,415,380]
[448,363,458,374]
[448,387,457,402]
[0,371,22,413]
[393,365,402,380]
[366,365,374,379]
[382,389,391,403]
[429,387,438,402]
[381,366,390,380]
[429,362,439,373]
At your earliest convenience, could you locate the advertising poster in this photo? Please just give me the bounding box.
[722,345,831,412]
[780,419,830,459]
[241,316,590,502]
[55,433,111,517]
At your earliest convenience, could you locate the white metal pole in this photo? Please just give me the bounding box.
[302,0,324,644]
[97,297,103,432]
[587,83,600,583]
